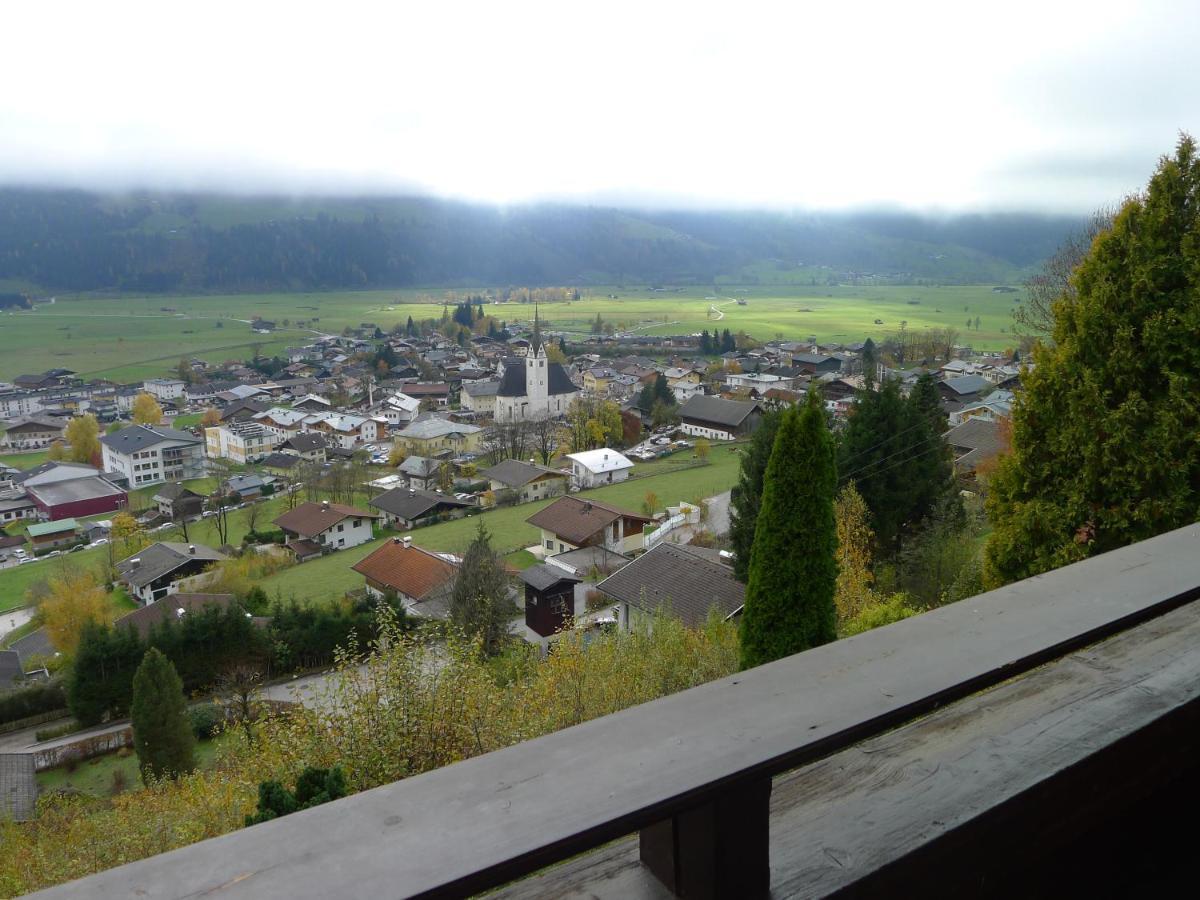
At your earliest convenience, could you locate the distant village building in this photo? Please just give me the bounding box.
[565,449,634,489]
[101,424,205,487]
[678,395,763,441]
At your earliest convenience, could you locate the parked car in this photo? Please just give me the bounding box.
[88,538,109,547]
[18,556,37,564]
[69,543,87,553]
[43,551,62,558]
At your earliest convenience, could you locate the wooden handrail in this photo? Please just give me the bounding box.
[31,523,1200,899]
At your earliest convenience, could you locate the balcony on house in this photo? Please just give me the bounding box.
[36,523,1200,899]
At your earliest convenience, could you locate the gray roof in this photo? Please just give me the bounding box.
[101,424,201,454]
[597,543,744,628]
[462,380,501,398]
[520,563,583,592]
[480,459,567,489]
[116,542,227,589]
[26,477,126,508]
[497,358,578,398]
[546,546,630,579]
[0,649,24,687]
[398,418,482,440]
[369,487,474,521]
[941,374,992,396]
[398,456,440,477]
[678,395,761,428]
[944,418,1007,471]
[10,628,52,667]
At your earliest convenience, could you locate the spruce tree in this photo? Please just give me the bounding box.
[449,521,518,656]
[728,407,783,581]
[131,647,196,783]
[739,396,838,668]
[652,373,674,406]
[985,136,1200,586]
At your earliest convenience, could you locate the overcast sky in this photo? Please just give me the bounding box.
[2,0,1197,212]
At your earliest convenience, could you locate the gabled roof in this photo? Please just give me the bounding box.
[352,539,457,603]
[462,380,501,398]
[480,458,568,488]
[597,543,744,628]
[941,374,991,396]
[398,418,482,440]
[398,456,441,477]
[496,359,579,398]
[27,518,79,537]
[117,542,227,589]
[369,487,473,520]
[116,593,238,639]
[520,563,582,592]
[273,502,375,538]
[526,496,648,546]
[677,395,761,428]
[101,424,201,454]
[565,449,634,475]
[280,433,327,453]
[153,482,207,502]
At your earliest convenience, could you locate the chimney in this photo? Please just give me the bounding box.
[403,535,412,549]
[188,544,195,555]
[583,501,592,514]
[321,500,330,510]
[130,558,141,568]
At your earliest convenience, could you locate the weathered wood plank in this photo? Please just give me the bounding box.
[496,597,1200,898]
[31,524,1200,899]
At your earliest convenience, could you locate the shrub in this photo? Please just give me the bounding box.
[842,594,920,636]
[35,721,79,742]
[0,681,67,727]
[245,766,346,826]
[187,702,225,740]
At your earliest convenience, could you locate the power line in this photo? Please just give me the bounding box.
[839,440,948,487]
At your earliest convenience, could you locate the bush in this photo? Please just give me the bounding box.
[34,721,79,742]
[0,681,67,727]
[842,594,920,636]
[245,766,346,826]
[187,702,225,740]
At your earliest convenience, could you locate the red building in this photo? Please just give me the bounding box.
[20,462,128,521]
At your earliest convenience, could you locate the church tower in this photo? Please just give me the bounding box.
[525,305,549,416]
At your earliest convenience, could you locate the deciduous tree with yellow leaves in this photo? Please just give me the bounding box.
[131,392,163,426]
[36,570,110,656]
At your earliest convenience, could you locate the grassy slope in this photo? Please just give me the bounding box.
[0,283,1023,381]
[0,450,51,470]
[257,445,743,606]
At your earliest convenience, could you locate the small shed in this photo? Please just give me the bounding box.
[520,563,583,638]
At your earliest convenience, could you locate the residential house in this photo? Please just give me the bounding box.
[663,367,702,388]
[278,432,328,462]
[944,418,1008,475]
[938,374,992,405]
[116,541,227,605]
[219,399,269,423]
[273,501,377,557]
[597,543,744,631]
[369,487,474,529]
[792,353,842,375]
[224,474,276,500]
[351,535,458,618]
[373,393,421,429]
[394,417,483,458]
[672,380,706,403]
[460,380,501,415]
[142,378,187,402]
[678,395,762,441]
[307,413,380,450]
[101,424,205,487]
[0,492,37,523]
[583,367,617,395]
[565,449,634,489]
[399,382,451,407]
[397,456,442,491]
[291,394,332,413]
[481,459,570,504]
[261,452,302,474]
[27,518,81,550]
[527,496,649,556]
[153,483,206,521]
[205,421,275,464]
[115,593,242,639]
[0,416,66,450]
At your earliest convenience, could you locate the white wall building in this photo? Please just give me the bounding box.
[205,421,275,464]
[565,449,634,489]
[142,379,187,401]
[101,425,205,487]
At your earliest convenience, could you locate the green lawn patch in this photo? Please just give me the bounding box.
[36,733,231,798]
[256,446,742,606]
[0,450,50,470]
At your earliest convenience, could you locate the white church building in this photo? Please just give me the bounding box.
[494,311,579,421]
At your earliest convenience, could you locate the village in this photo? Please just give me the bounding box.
[1,308,1020,689]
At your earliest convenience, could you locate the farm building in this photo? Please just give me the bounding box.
[678,395,762,441]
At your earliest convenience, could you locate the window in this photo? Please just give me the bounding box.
[545,539,554,550]
[353,519,362,527]
[337,523,344,533]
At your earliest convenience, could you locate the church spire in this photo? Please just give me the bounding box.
[531,303,543,356]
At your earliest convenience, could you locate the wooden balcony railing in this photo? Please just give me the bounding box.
[32,523,1200,899]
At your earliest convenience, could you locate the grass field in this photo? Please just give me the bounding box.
[0,283,1026,382]
[0,450,51,470]
[257,444,742,606]
[37,734,230,798]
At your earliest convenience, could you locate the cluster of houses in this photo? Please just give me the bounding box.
[1,311,1025,674]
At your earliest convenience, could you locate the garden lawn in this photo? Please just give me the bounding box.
[0,450,50,470]
[257,445,743,606]
[36,733,231,798]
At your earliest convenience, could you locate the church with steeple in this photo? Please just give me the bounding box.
[494,308,579,422]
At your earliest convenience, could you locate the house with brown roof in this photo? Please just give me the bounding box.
[351,535,458,618]
[115,593,241,638]
[273,500,377,557]
[0,416,67,450]
[526,496,650,556]
[597,543,744,630]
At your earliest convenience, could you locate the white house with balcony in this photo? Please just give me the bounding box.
[565,449,634,489]
[101,425,205,488]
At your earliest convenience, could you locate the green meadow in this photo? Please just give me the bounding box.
[0,284,1025,382]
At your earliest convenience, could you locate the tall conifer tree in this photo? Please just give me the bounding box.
[131,648,196,784]
[739,395,838,668]
[985,136,1200,586]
